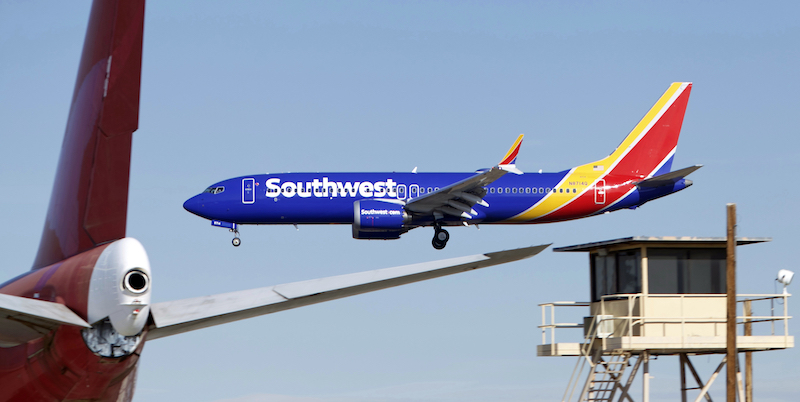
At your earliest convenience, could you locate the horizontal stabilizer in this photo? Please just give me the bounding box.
[0,293,90,347]
[147,244,550,340]
[637,165,702,188]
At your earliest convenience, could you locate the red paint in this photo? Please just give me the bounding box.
[0,246,145,401]
[539,85,692,222]
[1,1,147,400]
[32,0,145,270]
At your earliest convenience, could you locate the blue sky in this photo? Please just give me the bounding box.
[1,1,799,401]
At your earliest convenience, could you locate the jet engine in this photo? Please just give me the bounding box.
[82,238,152,357]
[352,199,410,240]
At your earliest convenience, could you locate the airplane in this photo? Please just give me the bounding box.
[184,82,700,249]
[0,1,547,400]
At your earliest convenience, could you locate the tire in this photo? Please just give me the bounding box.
[232,237,241,247]
[432,238,446,250]
[436,229,450,242]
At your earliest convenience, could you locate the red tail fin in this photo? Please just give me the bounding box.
[601,82,692,178]
[32,0,145,269]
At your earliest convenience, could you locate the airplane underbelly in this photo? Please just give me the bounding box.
[236,198,355,224]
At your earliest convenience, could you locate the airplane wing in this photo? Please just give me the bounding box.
[404,135,524,219]
[0,293,90,347]
[637,165,702,188]
[147,243,549,340]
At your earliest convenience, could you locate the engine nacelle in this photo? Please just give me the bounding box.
[352,199,409,240]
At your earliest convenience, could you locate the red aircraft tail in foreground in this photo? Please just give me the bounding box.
[0,2,545,400]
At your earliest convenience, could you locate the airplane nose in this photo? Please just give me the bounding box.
[183,195,205,216]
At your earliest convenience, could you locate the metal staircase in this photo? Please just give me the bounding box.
[579,351,632,401]
[561,316,640,402]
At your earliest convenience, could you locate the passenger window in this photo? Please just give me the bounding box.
[397,185,407,199]
[490,188,495,194]
[539,187,544,193]
[546,188,551,193]
[427,187,433,193]
[559,188,563,193]
[505,187,510,193]
[512,188,517,194]
[573,188,577,193]
[525,188,531,194]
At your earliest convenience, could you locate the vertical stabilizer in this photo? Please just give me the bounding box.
[32,0,145,270]
[591,82,692,178]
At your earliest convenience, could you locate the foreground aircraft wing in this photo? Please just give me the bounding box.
[405,135,524,219]
[0,293,90,347]
[147,243,548,340]
[637,165,702,188]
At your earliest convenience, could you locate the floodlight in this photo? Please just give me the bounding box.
[777,269,794,294]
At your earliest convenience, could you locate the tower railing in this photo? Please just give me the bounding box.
[539,293,792,351]
[541,293,791,402]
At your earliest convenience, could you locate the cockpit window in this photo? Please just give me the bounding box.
[203,186,225,194]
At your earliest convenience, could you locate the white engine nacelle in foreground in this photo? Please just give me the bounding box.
[86,238,151,336]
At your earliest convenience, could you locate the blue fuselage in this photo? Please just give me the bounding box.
[183,171,690,227]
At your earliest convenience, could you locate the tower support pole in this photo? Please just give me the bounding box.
[744,300,753,402]
[642,351,650,402]
[726,203,737,402]
[680,353,688,402]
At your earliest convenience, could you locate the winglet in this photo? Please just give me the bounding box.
[498,134,524,175]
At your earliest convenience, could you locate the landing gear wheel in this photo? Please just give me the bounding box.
[431,227,449,250]
[229,226,241,247]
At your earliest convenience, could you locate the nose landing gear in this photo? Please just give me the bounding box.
[431,223,449,250]
[230,225,241,247]
[211,220,242,247]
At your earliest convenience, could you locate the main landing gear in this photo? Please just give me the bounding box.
[431,223,449,250]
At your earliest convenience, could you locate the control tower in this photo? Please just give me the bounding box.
[538,237,793,402]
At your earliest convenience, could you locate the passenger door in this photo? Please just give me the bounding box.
[594,179,606,205]
[242,178,255,204]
